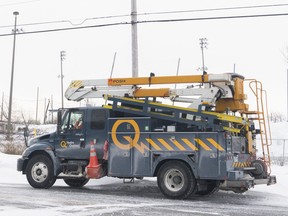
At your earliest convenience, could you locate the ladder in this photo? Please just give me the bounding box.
[244,80,272,172]
[103,95,247,133]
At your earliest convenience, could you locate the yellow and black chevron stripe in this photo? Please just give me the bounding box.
[147,138,225,152]
[122,137,225,152]
[232,162,251,167]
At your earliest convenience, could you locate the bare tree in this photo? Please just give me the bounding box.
[270,112,286,123]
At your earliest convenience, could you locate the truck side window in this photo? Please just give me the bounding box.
[62,110,84,130]
[91,110,106,130]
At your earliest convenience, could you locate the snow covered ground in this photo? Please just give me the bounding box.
[0,151,288,216]
[250,165,288,199]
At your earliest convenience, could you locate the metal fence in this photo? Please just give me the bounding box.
[257,139,288,166]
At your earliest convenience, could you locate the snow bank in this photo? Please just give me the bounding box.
[0,152,26,184]
[251,166,288,199]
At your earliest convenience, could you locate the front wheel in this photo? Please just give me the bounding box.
[26,155,56,189]
[157,160,196,199]
[64,178,89,187]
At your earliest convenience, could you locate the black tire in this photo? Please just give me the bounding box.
[157,160,196,199]
[26,155,56,189]
[250,160,268,179]
[64,178,89,187]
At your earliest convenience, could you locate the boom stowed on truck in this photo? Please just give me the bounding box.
[17,72,276,199]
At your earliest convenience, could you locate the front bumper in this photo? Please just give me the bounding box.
[17,157,25,172]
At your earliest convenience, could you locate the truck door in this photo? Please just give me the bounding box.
[85,109,108,159]
[55,109,87,159]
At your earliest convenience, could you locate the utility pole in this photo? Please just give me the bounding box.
[43,98,46,124]
[283,140,286,166]
[35,87,39,123]
[174,58,181,90]
[51,94,54,123]
[199,38,208,75]
[7,11,19,139]
[110,52,117,78]
[131,0,139,77]
[1,92,4,121]
[60,51,66,108]
[172,58,181,106]
[43,99,50,124]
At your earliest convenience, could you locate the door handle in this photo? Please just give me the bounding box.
[75,133,84,136]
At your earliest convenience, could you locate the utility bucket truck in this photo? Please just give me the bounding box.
[17,72,276,199]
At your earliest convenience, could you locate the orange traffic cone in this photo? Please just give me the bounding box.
[86,140,103,179]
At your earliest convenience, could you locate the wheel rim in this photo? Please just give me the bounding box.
[31,162,49,183]
[164,168,184,192]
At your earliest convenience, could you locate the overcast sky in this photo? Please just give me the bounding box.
[0,0,288,122]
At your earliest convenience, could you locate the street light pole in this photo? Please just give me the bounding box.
[7,11,19,140]
[199,38,208,75]
[60,51,66,109]
[283,140,286,166]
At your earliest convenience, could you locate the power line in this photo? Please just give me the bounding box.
[66,14,131,26]
[0,14,131,29]
[138,3,288,16]
[0,21,130,37]
[1,12,288,37]
[1,3,288,29]
[0,0,40,7]
[138,12,288,24]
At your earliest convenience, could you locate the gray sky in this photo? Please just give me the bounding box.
[0,0,288,122]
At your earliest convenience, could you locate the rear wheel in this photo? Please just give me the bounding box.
[26,155,56,189]
[64,178,89,187]
[157,161,196,199]
[250,160,268,179]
